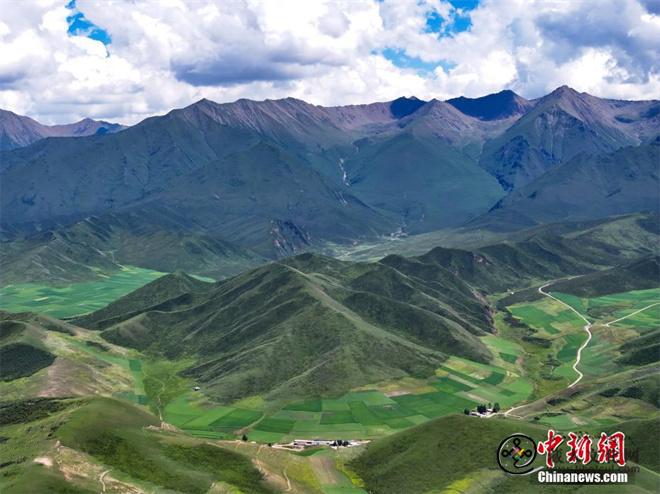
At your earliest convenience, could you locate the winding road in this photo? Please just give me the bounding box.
[604,302,660,327]
[537,282,592,388]
[99,469,110,493]
[499,282,659,419]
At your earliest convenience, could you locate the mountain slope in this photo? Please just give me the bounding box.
[447,89,533,120]
[480,139,660,228]
[0,210,266,284]
[349,414,660,494]
[546,255,660,297]
[0,109,124,150]
[389,213,660,294]
[341,131,504,230]
[349,415,547,494]
[1,88,657,278]
[479,86,659,190]
[75,254,492,403]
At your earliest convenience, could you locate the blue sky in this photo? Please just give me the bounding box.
[66,0,111,45]
[381,1,478,73]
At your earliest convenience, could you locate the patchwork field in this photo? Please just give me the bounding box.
[507,296,586,388]
[159,349,533,443]
[0,266,166,318]
[508,297,584,336]
[552,288,660,326]
[3,273,656,482]
[504,286,660,430]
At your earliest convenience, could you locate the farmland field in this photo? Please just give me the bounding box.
[552,288,660,325]
[156,349,533,442]
[503,286,660,430]
[0,266,166,318]
[508,298,584,336]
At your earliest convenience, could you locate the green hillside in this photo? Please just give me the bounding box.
[75,253,492,403]
[350,414,660,494]
[335,213,659,283]
[546,256,660,297]
[400,214,660,294]
[0,310,151,403]
[480,139,660,229]
[0,210,266,285]
[73,271,213,329]
[341,131,504,231]
[0,312,67,382]
[0,397,274,493]
[348,415,546,494]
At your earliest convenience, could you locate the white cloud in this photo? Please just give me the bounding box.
[0,0,657,125]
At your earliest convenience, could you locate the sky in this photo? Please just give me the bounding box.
[0,0,658,125]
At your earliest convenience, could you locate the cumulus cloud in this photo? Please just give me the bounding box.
[318,5,351,38]
[0,0,657,125]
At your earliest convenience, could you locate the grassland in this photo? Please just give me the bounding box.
[3,280,654,449]
[0,266,166,318]
[506,296,587,395]
[349,414,548,494]
[0,313,149,403]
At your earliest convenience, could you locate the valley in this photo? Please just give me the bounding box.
[1,222,658,492]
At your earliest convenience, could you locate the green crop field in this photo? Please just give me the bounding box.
[0,266,166,318]
[552,288,660,325]
[155,346,533,443]
[502,286,660,432]
[508,301,584,336]
[506,295,595,388]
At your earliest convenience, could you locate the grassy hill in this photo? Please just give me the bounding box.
[0,210,266,285]
[73,271,213,329]
[397,214,660,294]
[349,413,660,493]
[0,311,149,403]
[0,312,70,382]
[546,256,660,297]
[334,212,659,275]
[0,397,274,493]
[74,253,492,403]
[348,414,546,494]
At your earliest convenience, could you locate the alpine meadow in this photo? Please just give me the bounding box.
[0,1,659,493]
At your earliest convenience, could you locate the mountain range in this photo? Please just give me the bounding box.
[1,86,657,283]
[0,109,125,151]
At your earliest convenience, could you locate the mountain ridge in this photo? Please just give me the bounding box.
[74,252,493,403]
[1,86,657,283]
[0,109,125,151]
